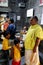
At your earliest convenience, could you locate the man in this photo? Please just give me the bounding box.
[7,19,16,46]
[3,16,10,31]
[24,16,43,65]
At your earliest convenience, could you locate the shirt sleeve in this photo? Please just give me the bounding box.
[35,26,42,39]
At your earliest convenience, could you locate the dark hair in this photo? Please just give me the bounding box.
[3,31,10,37]
[10,19,14,23]
[6,21,8,22]
[33,16,38,21]
[6,16,9,18]
[14,38,20,45]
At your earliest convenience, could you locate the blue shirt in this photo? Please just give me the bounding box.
[7,24,16,39]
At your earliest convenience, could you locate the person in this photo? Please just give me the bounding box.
[21,26,27,34]
[3,21,9,31]
[2,31,11,65]
[24,16,43,65]
[21,26,27,41]
[11,38,21,65]
[3,16,10,31]
[7,19,16,46]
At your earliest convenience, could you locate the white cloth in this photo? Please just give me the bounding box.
[25,47,40,65]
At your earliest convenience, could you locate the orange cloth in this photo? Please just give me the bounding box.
[2,38,11,50]
[4,22,9,31]
[13,46,21,62]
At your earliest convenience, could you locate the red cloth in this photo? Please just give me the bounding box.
[12,60,21,65]
[4,22,9,31]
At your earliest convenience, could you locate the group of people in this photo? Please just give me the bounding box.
[1,16,43,65]
[2,17,21,65]
[2,31,21,65]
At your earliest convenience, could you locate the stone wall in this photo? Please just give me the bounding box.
[26,0,43,25]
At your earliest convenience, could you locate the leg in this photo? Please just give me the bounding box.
[25,50,33,65]
[4,50,9,65]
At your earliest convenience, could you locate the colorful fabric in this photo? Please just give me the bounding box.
[13,46,21,61]
[25,47,40,65]
[12,60,21,65]
[2,38,11,50]
[24,24,42,50]
[7,24,16,39]
[4,22,9,31]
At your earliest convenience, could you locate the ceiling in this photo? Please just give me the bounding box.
[10,0,28,3]
[17,0,28,3]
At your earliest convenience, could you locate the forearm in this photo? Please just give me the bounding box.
[33,38,40,52]
[34,38,40,48]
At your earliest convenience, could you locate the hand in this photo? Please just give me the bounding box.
[33,48,36,53]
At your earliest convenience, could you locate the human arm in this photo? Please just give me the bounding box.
[33,38,40,53]
[33,26,42,53]
[10,46,14,58]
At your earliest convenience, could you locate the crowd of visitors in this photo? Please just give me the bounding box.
[0,16,43,65]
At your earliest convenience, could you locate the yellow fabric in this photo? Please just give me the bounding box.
[40,30,43,40]
[13,46,21,61]
[24,24,42,50]
[2,38,11,50]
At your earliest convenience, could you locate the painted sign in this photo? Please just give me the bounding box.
[40,0,43,6]
[40,0,43,4]
[0,0,8,7]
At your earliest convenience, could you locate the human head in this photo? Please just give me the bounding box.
[10,19,14,24]
[30,16,38,25]
[23,26,27,30]
[3,31,10,39]
[14,38,20,46]
[6,16,10,21]
[6,16,10,24]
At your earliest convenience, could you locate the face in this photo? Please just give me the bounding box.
[6,34,10,39]
[16,43,20,47]
[6,18,10,24]
[30,18,36,25]
[8,20,11,24]
[23,26,26,30]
